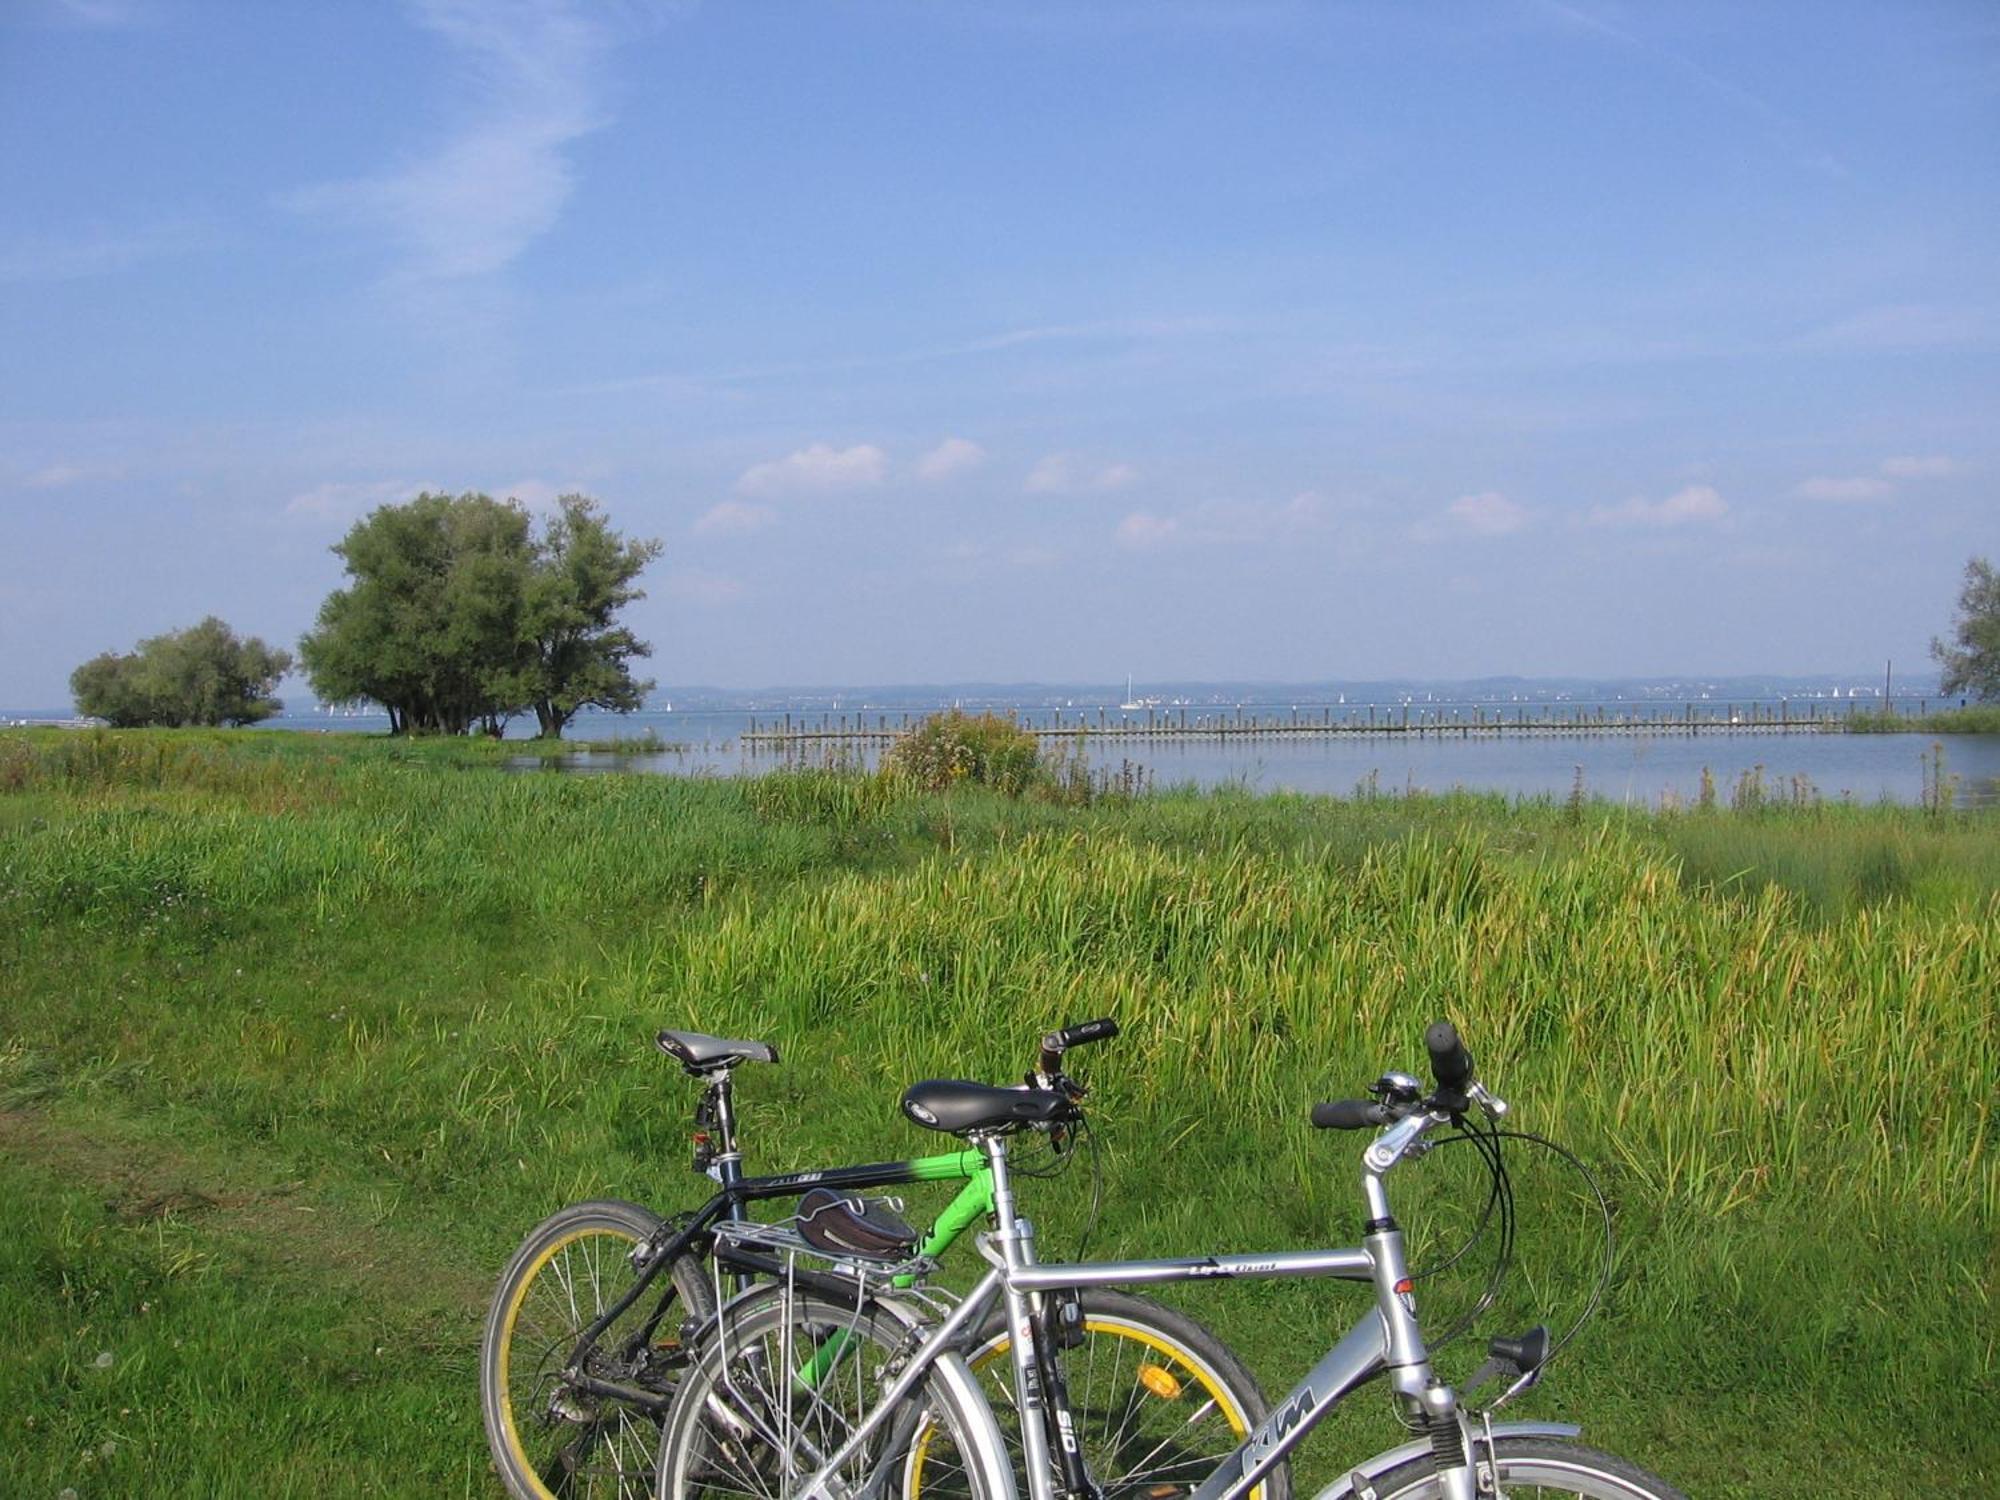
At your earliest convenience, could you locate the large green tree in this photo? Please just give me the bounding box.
[298,491,660,737]
[1930,555,2000,702]
[71,617,292,727]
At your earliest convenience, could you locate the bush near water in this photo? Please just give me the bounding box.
[0,729,1994,1497]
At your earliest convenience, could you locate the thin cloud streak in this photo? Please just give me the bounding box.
[1533,0,1849,178]
[284,0,610,282]
[0,221,215,284]
[554,316,1238,398]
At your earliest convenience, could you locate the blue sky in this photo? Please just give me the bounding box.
[2,0,1995,706]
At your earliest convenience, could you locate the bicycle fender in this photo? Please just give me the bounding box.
[926,1348,1021,1500]
[862,1293,1019,1500]
[1308,1422,1582,1500]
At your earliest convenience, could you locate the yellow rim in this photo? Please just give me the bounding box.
[496,1223,646,1500]
[908,1315,1261,1500]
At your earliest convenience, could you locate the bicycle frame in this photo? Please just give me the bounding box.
[559,1065,1006,1414]
[779,1119,1511,1500]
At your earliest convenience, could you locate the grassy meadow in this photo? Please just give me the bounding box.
[1,729,1994,1498]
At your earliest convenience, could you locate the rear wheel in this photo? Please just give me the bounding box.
[481,1199,716,1500]
[1365,1436,1687,1500]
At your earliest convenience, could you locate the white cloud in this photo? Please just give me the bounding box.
[1446,491,1530,536]
[23,464,95,489]
[1805,303,1993,353]
[1879,455,1955,479]
[0,220,212,284]
[1794,475,1892,503]
[693,500,775,535]
[735,443,887,498]
[285,478,430,521]
[499,478,585,516]
[664,571,745,607]
[1027,453,1138,494]
[1115,512,1179,549]
[916,437,987,482]
[284,1,610,281]
[1589,484,1729,527]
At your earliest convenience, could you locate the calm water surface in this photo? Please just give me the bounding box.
[351,705,2000,809]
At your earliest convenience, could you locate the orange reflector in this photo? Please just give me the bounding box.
[1394,1277,1414,1294]
[1138,1364,1184,1399]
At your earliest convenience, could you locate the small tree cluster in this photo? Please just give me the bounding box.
[884,710,1045,795]
[71,617,292,728]
[1931,555,2000,702]
[298,492,661,737]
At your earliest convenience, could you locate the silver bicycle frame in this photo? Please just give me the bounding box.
[785,1106,1490,1500]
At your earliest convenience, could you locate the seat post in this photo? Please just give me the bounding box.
[701,1069,747,1205]
[982,1132,1019,1236]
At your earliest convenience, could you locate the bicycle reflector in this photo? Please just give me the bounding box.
[1138,1364,1184,1399]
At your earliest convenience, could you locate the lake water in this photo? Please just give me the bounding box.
[251,702,2000,808]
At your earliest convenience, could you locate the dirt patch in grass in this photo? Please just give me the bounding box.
[0,1106,489,1310]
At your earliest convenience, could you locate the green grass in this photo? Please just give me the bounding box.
[1,729,1995,1497]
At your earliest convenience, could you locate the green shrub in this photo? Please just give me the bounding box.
[884,710,1045,795]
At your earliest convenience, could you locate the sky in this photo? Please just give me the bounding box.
[2,0,1996,707]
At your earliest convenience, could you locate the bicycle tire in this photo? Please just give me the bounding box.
[658,1286,1006,1500]
[927,1288,1289,1500]
[1364,1436,1687,1500]
[481,1198,717,1500]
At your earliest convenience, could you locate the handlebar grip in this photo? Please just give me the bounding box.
[1310,1098,1389,1131]
[1425,1020,1474,1089]
[1036,1018,1119,1076]
[1053,1018,1119,1050]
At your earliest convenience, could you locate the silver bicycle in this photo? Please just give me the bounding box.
[657,1022,1685,1500]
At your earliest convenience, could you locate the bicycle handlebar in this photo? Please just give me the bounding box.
[1311,1020,1500,1133]
[1037,1017,1118,1076]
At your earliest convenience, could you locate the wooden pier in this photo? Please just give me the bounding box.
[739,701,1883,746]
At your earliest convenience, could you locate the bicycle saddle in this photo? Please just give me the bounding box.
[901,1079,1074,1135]
[656,1029,779,1074]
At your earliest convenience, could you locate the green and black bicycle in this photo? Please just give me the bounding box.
[479,1021,1280,1500]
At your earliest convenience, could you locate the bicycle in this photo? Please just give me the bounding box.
[481,1023,1280,1500]
[659,1021,1687,1500]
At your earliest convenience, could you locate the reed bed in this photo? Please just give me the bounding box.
[0,729,1994,1497]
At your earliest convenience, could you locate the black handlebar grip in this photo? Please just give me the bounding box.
[1425,1020,1474,1089]
[1310,1098,1388,1131]
[1054,1018,1119,1049]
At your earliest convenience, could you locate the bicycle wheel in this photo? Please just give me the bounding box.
[658,1286,1003,1500]
[1364,1436,1687,1500]
[919,1288,1287,1500]
[482,1199,718,1500]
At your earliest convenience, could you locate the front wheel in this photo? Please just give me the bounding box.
[658,1287,1005,1500]
[481,1198,717,1500]
[1365,1436,1687,1500]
